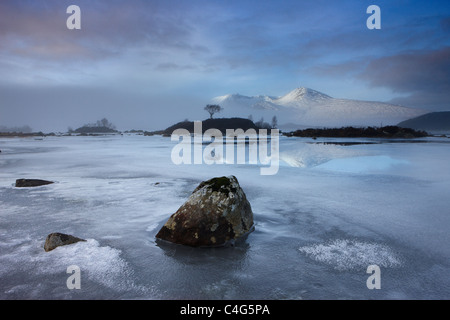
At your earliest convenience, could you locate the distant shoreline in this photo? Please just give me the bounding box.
[0,132,48,138]
[1,120,445,139]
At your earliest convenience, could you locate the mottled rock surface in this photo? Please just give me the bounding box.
[15,179,54,188]
[156,176,254,247]
[44,233,86,252]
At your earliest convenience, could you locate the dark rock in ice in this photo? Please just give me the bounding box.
[15,179,54,188]
[156,175,254,247]
[44,232,86,252]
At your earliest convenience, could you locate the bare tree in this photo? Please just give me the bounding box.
[100,118,109,128]
[204,104,223,119]
[94,118,116,129]
[271,115,278,129]
[255,117,271,129]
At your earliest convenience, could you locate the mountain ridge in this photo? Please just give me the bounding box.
[398,111,450,132]
[211,87,427,128]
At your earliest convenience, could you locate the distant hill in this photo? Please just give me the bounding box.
[398,112,450,132]
[161,118,260,135]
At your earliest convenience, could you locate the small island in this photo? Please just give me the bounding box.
[70,118,118,135]
[283,126,428,138]
[157,117,261,136]
[143,104,277,136]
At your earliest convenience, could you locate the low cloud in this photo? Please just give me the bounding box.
[155,62,197,71]
[358,47,450,110]
[441,16,450,31]
[0,0,202,62]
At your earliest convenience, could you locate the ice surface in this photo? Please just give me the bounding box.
[1,135,449,299]
[279,142,368,168]
[315,155,409,173]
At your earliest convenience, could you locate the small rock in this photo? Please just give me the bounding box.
[44,233,86,252]
[156,175,254,247]
[15,179,54,188]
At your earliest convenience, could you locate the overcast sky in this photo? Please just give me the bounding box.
[1,0,449,132]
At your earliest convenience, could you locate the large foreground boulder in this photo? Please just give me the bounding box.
[44,233,86,252]
[15,179,54,188]
[156,176,254,247]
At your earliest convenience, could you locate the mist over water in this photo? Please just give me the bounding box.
[0,135,449,299]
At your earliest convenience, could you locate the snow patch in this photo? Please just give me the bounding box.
[299,239,403,271]
[34,240,130,287]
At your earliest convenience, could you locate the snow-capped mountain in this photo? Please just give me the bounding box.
[211,87,427,129]
[274,87,332,107]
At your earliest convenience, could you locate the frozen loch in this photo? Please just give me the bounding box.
[0,134,449,299]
